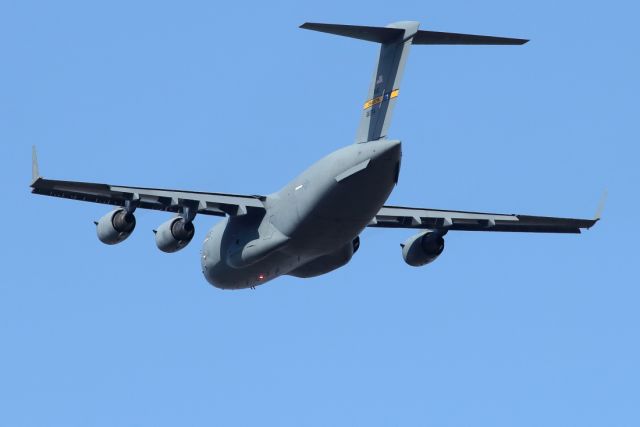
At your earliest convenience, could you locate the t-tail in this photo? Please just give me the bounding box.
[300,21,528,143]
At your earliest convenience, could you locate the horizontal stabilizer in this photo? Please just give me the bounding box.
[300,22,528,46]
[413,30,528,45]
[301,21,528,143]
[300,23,404,43]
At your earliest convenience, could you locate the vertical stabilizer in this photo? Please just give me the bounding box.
[300,21,419,143]
[355,21,419,143]
[300,21,527,143]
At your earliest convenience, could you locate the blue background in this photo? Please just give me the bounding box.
[1,1,638,425]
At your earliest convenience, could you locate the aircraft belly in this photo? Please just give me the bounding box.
[290,140,400,252]
[201,218,312,289]
[201,139,401,289]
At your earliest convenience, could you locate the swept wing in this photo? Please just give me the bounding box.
[30,148,264,217]
[370,204,598,234]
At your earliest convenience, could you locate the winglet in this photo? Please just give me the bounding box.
[31,145,41,186]
[594,190,608,221]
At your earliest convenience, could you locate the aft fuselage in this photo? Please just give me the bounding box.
[201,139,401,289]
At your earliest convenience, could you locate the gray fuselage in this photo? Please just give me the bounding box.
[201,139,401,289]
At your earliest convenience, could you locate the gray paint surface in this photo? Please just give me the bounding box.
[30,21,597,290]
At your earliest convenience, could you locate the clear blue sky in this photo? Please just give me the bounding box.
[1,1,638,426]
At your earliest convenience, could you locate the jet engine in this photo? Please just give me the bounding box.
[401,230,445,266]
[96,208,136,245]
[154,217,195,253]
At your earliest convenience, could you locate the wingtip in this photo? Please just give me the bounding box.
[594,189,608,221]
[31,145,41,186]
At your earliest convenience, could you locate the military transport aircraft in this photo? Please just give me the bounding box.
[31,21,599,290]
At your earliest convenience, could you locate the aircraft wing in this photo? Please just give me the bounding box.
[30,148,264,217]
[369,204,598,234]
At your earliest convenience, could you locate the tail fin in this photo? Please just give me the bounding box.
[302,21,420,143]
[300,21,528,143]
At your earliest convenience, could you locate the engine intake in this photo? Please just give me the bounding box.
[155,217,195,253]
[96,209,136,245]
[401,230,445,266]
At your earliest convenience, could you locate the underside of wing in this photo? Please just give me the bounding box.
[370,205,597,234]
[29,148,268,254]
[31,177,265,217]
[30,147,264,217]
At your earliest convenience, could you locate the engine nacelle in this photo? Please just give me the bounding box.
[96,209,136,245]
[154,217,195,253]
[401,230,445,267]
